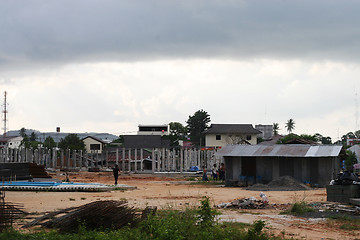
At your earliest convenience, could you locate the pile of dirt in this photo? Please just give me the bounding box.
[247,176,311,191]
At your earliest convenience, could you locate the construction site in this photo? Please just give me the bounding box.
[0,163,360,239]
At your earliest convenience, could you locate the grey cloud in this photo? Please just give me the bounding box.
[1,0,360,69]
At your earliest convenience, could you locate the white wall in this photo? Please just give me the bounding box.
[83,138,103,153]
[205,133,257,147]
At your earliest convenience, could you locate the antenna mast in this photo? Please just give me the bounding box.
[356,89,359,132]
[2,91,8,136]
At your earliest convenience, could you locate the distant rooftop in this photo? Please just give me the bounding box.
[204,124,261,134]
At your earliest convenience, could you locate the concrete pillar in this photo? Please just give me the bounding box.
[197,149,201,167]
[173,149,176,172]
[122,148,125,172]
[140,148,144,171]
[161,148,165,172]
[128,148,131,172]
[152,149,155,173]
[52,148,56,168]
[167,149,171,172]
[72,150,77,168]
[60,150,64,169]
[134,148,138,172]
[184,149,188,171]
[180,149,183,173]
[79,150,83,169]
[116,148,119,166]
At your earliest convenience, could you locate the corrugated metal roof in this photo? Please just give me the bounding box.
[216,144,343,157]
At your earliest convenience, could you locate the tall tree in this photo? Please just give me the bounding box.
[44,136,56,149]
[163,122,188,146]
[58,134,85,151]
[186,109,210,146]
[285,119,295,134]
[272,123,280,135]
[29,132,37,142]
[341,132,355,146]
[19,127,27,137]
[169,122,187,139]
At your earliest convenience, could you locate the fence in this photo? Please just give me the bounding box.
[0,148,221,173]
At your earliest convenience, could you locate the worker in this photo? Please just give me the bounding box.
[113,164,120,185]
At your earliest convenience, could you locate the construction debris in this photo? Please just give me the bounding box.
[23,200,156,233]
[0,189,26,232]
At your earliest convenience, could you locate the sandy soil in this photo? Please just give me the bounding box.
[4,171,360,239]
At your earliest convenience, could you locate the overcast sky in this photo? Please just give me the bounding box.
[1,0,359,141]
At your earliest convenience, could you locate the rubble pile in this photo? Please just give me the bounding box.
[217,197,267,209]
[247,176,311,191]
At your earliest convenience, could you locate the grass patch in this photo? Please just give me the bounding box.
[281,201,314,215]
[327,215,360,231]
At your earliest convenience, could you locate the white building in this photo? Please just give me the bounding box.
[8,136,23,149]
[255,124,273,140]
[204,124,262,147]
[82,136,106,154]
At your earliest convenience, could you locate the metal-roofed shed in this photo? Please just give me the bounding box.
[216,144,343,187]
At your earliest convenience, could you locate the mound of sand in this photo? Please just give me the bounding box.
[247,176,311,191]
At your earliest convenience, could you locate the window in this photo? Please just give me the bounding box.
[216,135,221,140]
[90,144,101,150]
[246,135,252,140]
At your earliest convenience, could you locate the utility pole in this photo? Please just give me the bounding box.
[2,91,8,137]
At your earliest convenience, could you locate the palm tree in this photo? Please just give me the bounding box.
[272,123,280,135]
[285,119,295,134]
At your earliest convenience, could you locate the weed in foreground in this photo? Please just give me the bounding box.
[281,201,314,215]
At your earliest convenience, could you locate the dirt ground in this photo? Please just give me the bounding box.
[5,171,360,239]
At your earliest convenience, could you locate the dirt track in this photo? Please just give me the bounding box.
[5,171,360,239]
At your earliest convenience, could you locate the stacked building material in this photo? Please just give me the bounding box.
[0,163,51,181]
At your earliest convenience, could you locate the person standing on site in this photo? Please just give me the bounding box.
[219,163,225,181]
[113,164,120,185]
[202,166,209,181]
[212,164,218,180]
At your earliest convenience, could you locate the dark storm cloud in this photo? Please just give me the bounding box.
[1,0,360,68]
